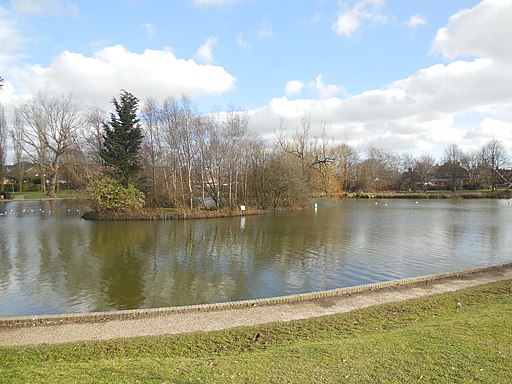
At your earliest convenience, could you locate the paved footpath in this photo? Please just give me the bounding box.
[1,265,511,347]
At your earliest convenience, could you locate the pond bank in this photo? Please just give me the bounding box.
[1,263,511,346]
[351,190,512,199]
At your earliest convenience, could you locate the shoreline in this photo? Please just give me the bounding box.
[1,263,511,346]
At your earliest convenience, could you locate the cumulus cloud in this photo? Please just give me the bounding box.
[285,80,305,97]
[464,118,512,140]
[406,15,426,29]
[8,44,236,107]
[250,1,512,155]
[195,37,218,64]
[431,0,512,62]
[332,0,387,37]
[309,75,344,99]
[285,76,344,99]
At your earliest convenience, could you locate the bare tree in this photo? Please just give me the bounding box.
[462,150,486,190]
[415,154,437,190]
[277,116,336,195]
[309,125,337,196]
[481,139,510,191]
[140,98,165,206]
[442,144,465,192]
[399,153,418,191]
[159,96,200,208]
[221,106,250,207]
[361,146,399,191]
[334,143,359,192]
[82,107,108,165]
[9,109,26,192]
[18,93,82,197]
[0,104,6,192]
[59,107,108,189]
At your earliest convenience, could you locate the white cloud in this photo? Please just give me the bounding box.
[285,75,344,99]
[10,0,78,16]
[309,75,344,99]
[285,80,304,96]
[431,0,512,63]
[7,44,236,107]
[0,6,23,55]
[332,10,360,37]
[332,0,387,37]
[464,118,512,140]
[249,2,512,156]
[195,37,218,64]
[406,15,426,29]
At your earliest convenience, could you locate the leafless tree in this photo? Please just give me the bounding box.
[159,96,200,208]
[481,139,510,191]
[415,154,437,190]
[360,146,399,191]
[277,116,337,194]
[61,107,108,188]
[140,98,165,206]
[9,108,26,192]
[0,104,6,192]
[221,107,250,206]
[17,93,82,197]
[462,150,486,190]
[442,144,465,192]
[331,143,358,192]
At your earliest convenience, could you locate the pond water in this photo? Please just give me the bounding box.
[0,198,511,317]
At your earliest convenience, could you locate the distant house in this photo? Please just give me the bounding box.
[428,162,469,190]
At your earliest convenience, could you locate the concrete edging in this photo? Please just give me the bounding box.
[1,263,511,329]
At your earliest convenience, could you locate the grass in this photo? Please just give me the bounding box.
[353,189,512,199]
[3,189,85,200]
[1,280,511,383]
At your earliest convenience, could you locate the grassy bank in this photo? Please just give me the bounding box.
[82,206,267,220]
[1,280,511,383]
[1,190,86,200]
[353,189,512,200]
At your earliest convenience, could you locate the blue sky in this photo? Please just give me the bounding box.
[1,0,512,159]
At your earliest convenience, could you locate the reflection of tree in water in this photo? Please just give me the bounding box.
[89,222,157,310]
[158,221,243,306]
[245,211,351,295]
[0,229,13,286]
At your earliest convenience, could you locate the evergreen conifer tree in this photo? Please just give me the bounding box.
[100,90,144,186]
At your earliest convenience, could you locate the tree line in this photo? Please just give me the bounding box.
[0,90,510,211]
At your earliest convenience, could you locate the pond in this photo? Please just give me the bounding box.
[0,198,511,317]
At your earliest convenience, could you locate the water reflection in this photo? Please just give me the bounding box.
[0,199,511,317]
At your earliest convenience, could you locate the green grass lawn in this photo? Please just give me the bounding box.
[1,280,511,383]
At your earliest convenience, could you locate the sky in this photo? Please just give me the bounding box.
[1,0,512,160]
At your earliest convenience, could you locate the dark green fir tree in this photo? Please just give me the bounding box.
[100,90,144,186]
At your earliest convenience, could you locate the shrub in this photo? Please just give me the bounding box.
[87,177,145,213]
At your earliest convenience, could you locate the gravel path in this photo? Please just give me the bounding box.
[1,265,511,347]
